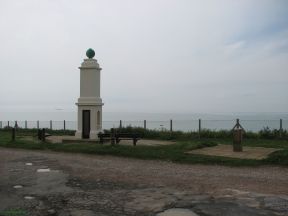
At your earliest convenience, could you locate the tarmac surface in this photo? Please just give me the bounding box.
[0,147,288,216]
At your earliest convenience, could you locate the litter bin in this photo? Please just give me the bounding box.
[233,128,243,152]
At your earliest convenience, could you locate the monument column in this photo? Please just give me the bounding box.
[75,48,103,139]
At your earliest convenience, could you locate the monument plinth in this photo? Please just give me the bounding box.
[75,49,103,139]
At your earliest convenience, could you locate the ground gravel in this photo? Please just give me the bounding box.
[1,147,288,216]
[1,147,287,195]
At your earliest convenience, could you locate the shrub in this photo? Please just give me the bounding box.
[258,127,287,139]
[110,126,288,140]
[265,149,288,165]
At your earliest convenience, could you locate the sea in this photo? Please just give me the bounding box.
[1,111,287,132]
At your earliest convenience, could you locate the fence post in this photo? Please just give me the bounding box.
[170,119,173,132]
[25,120,27,129]
[12,127,16,141]
[50,120,52,130]
[198,119,201,138]
[15,121,18,129]
[37,120,39,129]
[280,119,283,137]
[64,120,66,131]
[144,120,146,130]
[119,120,122,129]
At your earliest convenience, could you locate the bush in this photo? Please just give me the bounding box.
[265,149,288,165]
[105,126,230,140]
[199,129,232,139]
[0,128,75,136]
[259,127,287,139]
[244,131,259,139]
[107,126,288,140]
[2,125,287,141]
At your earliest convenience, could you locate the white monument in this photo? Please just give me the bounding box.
[75,48,103,139]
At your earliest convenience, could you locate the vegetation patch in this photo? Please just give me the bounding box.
[0,209,27,216]
[263,149,288,166]
[0,127,288,166]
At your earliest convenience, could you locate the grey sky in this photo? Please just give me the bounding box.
[0,0,287,113]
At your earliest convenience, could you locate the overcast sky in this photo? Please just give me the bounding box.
[0,0,287,114]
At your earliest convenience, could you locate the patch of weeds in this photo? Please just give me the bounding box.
[196,140,218,149]
[0,208,28,216]
[264,149,288,166]
[1,130,288,167]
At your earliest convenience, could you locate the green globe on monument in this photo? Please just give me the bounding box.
[86,48,95,59]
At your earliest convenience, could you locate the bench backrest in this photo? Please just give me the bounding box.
[98,132,140,138]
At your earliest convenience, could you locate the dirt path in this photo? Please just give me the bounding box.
[0,147,288,216]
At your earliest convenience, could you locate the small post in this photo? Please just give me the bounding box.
[144,120,146,130]
[119,120,122,129]
[41,128,46,142]
[280,119,283,137]
[64,120,66,131]
[50,120,52,130]
[198,119,201,138]
[12,127,16,141]
[25,120,27,129]
[37,120,39,129]
[37,129,42,140]
[15,121,18,129]
[170,119,173,132]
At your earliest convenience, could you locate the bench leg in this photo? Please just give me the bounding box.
[133,138,136,146]
[111,137,115,145]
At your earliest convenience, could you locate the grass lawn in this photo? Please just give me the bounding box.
[0,130,288,166]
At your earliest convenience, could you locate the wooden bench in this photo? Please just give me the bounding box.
[115,133,140,146]
[98,132,140,146]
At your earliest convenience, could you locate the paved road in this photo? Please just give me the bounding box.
[0,147,288,216]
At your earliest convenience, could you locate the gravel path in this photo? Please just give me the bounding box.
[0,147,288,216]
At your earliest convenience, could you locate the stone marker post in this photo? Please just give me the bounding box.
[232,119,244,152]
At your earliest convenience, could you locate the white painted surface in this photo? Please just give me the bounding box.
[75,56,103,139]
